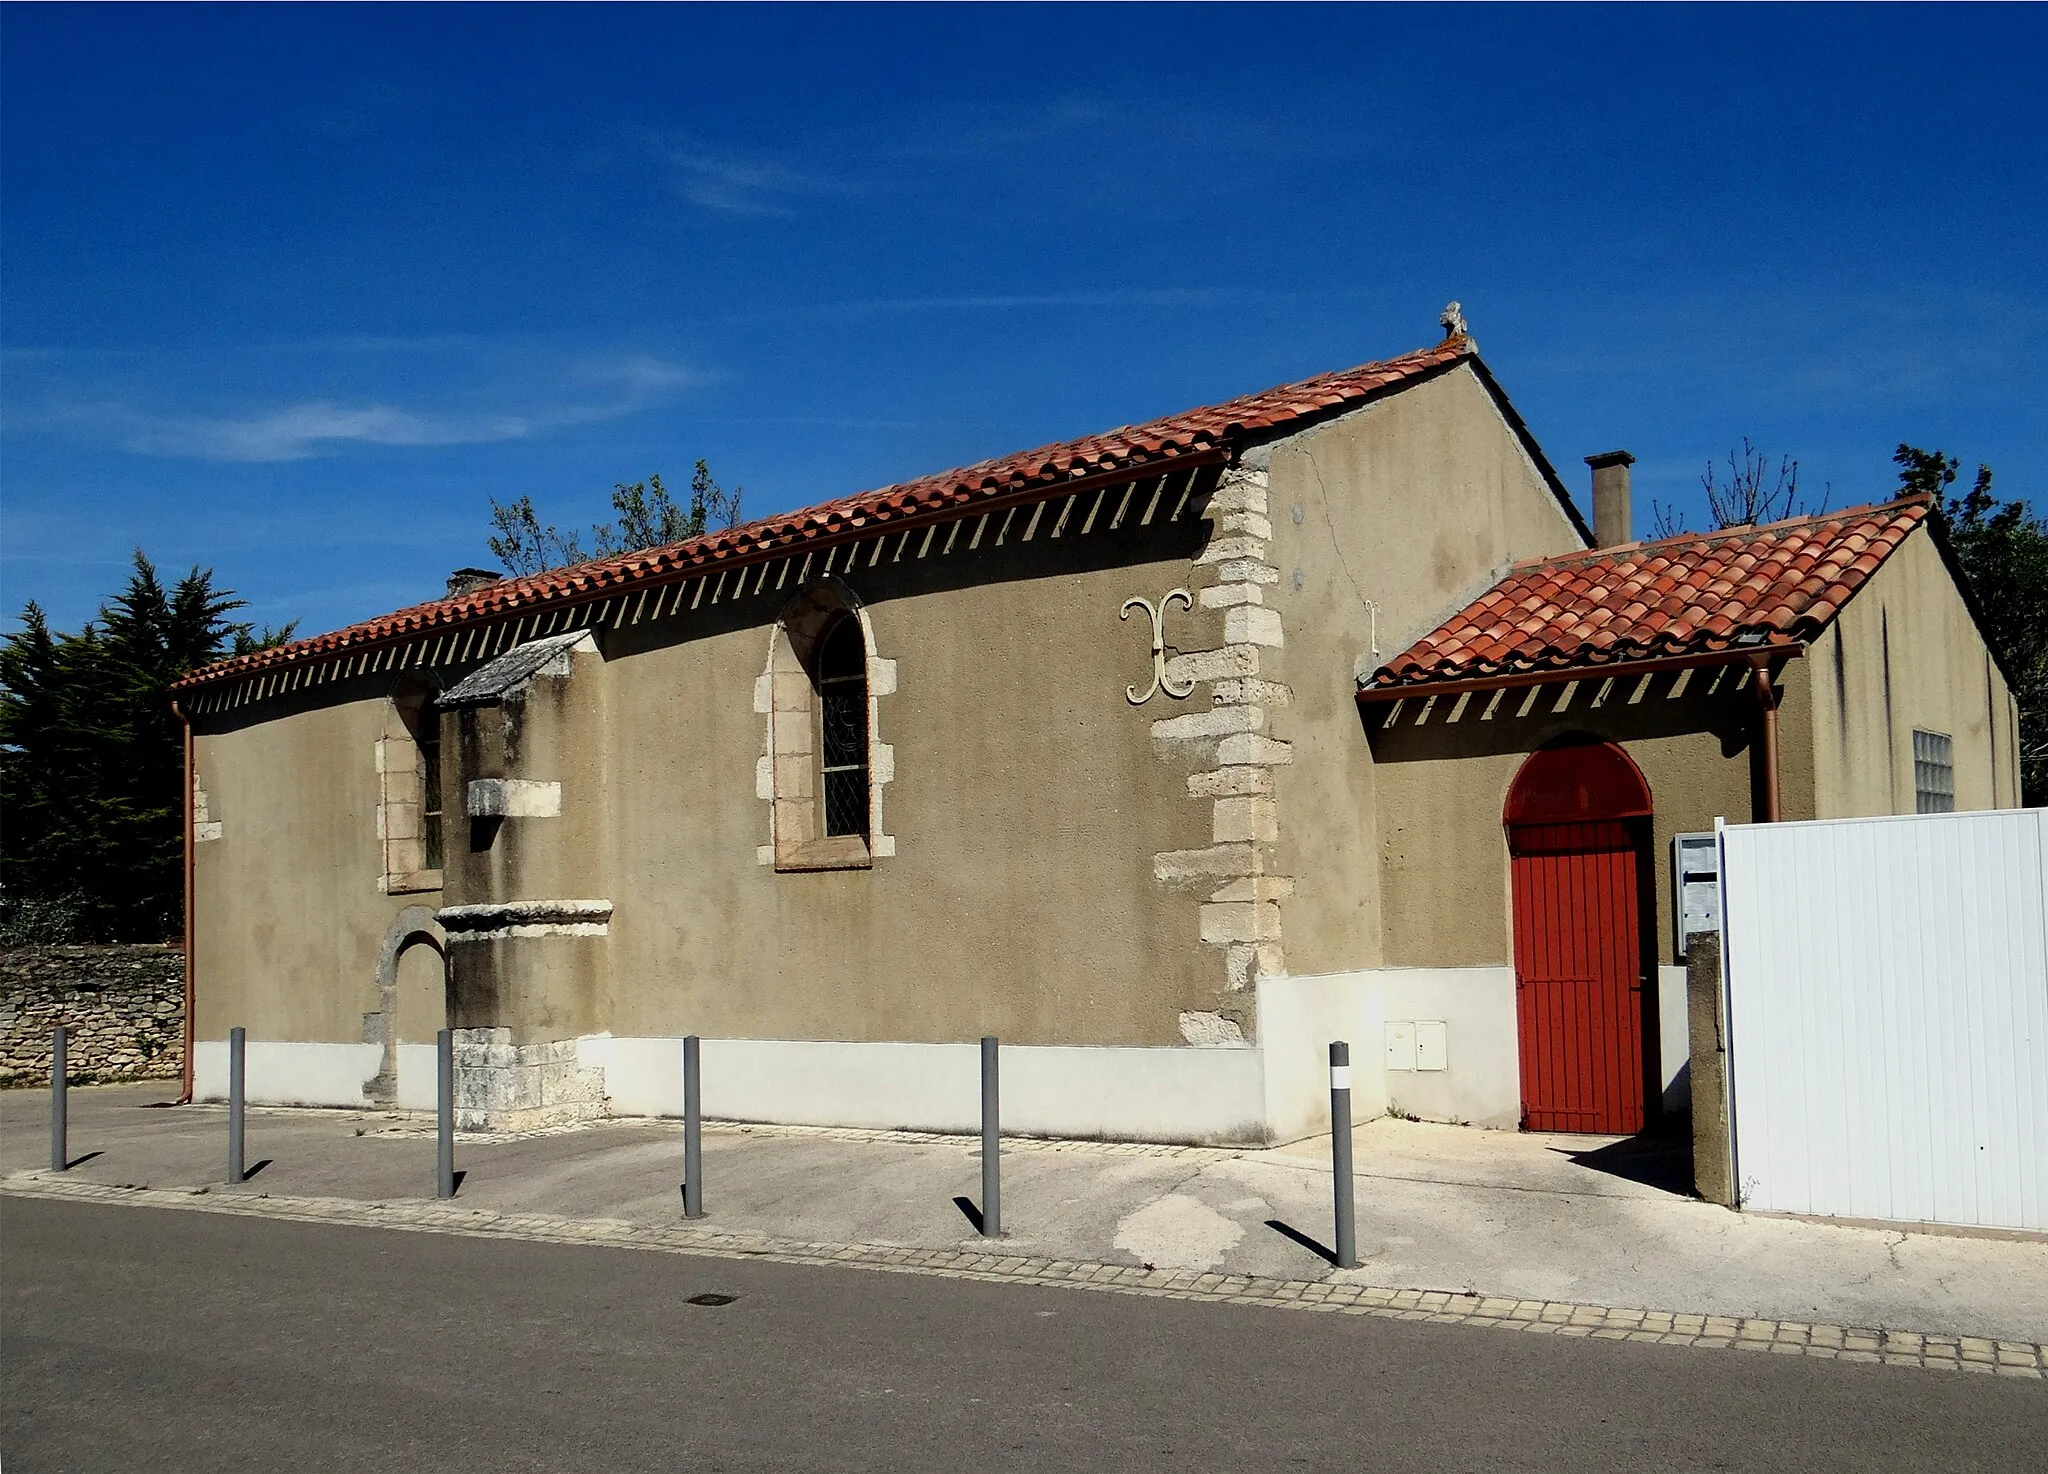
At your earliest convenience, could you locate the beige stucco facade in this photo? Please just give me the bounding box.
[1259,362,1588,978]
[1809,526,2022,816]
[183,346,2019,1140]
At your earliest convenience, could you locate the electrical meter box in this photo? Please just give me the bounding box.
[1672,831,1720,960]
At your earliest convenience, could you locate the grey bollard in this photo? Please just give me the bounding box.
[682,1035,704,1219]
[980,1035,1001,1237]
[50,1027,68,1172]
[1329,1040,1358,1270]
[436,1027,456,1199]
[227,1026,246,1184]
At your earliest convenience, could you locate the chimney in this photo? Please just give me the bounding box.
[1585,451,1635,547]
[446,567,503,598]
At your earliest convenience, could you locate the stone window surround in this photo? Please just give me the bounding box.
[376,682,443,895]
[755,575,898,871]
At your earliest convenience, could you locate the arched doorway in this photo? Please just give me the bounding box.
[1505,736,1654,1135]
[367,906,448,1106]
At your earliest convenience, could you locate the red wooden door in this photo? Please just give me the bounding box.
[1510,819,1645,1134]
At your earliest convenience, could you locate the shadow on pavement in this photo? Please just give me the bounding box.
[1552,1132,1694,1196]
[1265,1218,1338,1266]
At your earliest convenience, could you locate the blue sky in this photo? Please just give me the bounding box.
[4,4,2042,640]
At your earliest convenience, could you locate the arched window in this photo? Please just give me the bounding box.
[816,616,870,839]
[755,578,896,871]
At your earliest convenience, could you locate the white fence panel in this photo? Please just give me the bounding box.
[1720,808,2048,1231]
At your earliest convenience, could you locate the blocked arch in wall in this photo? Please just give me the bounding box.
[1503,735,1657,1135]
[366,905,447,1103]
[754,575,897,871]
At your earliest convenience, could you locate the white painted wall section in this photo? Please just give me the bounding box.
[1657,965,1690,1118]
[1367,966,1521,1128]
[1721,808,2048,1232]
[1255,971,1385,1141]
[395,1043,439,1112]
[582,1036,1269,1145]
[193,1040,381,1107]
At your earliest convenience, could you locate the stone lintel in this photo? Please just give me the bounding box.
[1151,704,1265,745]
[1206,477,1270,515]
[1216,733,1293,766]
[1213,559,1282,585]
[1154,842,1263,888]
[1217,511,1274,540]
[1194,535,1268,567]
[1211,796,1279,843]
[1209,875,1294,904]
[1197,583,1264,610]
[1200,900,1283,945]
[1187,766,1272,798]
[1224,605,1284,647]
[1212,677,1291,707]
[1164,645,1260,686]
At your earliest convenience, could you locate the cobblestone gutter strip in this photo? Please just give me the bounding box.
[7,1174,2041,1379]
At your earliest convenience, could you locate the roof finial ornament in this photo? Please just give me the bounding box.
[1439,300,1469,342]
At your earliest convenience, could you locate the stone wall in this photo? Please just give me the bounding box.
[0,945,184,1087]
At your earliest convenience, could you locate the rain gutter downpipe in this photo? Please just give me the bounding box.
[1750,656,1783,824]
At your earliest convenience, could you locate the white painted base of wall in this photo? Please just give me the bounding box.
[193,1040,381,1107]
[193,960,1670,1144]
[1657,964,1690,1118]
[396,1043,439,1112]
[1280,967,1522,1130]
[585,1037,1272,1145]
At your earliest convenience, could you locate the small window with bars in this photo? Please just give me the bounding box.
[816,617,870,839]
[1913,729,1955,814]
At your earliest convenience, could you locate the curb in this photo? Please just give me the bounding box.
[5,1174,2041,1379]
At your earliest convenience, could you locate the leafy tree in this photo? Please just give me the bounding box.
[0,553,293,944]
[1896,445,2048,805]
[487,461,743,577]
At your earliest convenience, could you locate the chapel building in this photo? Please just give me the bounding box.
[173,320,2023,1143]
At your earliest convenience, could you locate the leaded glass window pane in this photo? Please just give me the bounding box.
[817,618,869,838]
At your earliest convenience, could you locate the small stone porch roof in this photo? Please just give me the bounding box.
[1360,495,1933,698]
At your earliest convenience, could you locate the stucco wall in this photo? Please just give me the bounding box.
[1262,363,1587,979]
[192,497,1230,1055]
[593,508,1220,1047]
[193,677,431,1044]
[1366,660,1800,970]
[1809,526,2021,816]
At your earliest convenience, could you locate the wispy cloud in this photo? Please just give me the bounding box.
[647,134,856,217]
[8,352,706,463]
[121,402,535,461]
[659,139,852,218]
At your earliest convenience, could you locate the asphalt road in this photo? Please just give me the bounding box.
[3,1199,2040,1473]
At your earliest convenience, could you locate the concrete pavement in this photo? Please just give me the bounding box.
[5,1082,2045,1346]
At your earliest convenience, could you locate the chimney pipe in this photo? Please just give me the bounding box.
[1585,450,1635,548]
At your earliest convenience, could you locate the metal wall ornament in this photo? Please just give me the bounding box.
[1121,588,1194,705]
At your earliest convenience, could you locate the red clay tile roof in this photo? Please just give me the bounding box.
[1363,495,1932,694]
[177,337,1475,691]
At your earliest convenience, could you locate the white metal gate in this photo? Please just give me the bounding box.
[1719,808,2048,1232]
